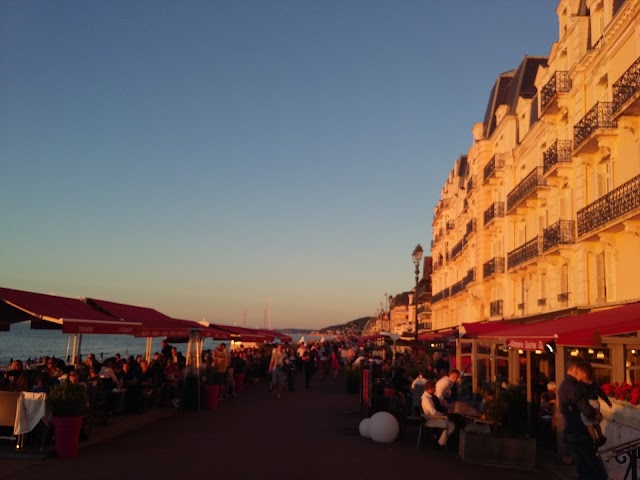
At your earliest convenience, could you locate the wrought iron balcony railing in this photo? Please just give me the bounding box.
[557,292,570,303]
[577,174,640,236]
[483,256,505,278]
[490,299,503,317]
[543,220,575,251]
[450,239,465,260]
[466,176,475,194]
[483,201,505,226]
[446,220,455,231]
[466,267,476,284]
[574,102,617,148]
[506,167,546,212]
[451,279,464,296]
[483,154,506,182]
[465,218,476,238]
[507,237,541,270]
[543,140,573,174]
[537,298,547,306]
[541,71,572,111]
[613,55,640,112]
[431,290,445,304]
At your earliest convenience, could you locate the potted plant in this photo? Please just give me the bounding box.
[46,381,89,458]
[459,384,536,468]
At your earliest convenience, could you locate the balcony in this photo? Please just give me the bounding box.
[543,220,575,251]
[557,292,570,304]
[507,237,541,270]
[577,173,640,237]
[540,71,571,114]
[483,154,506,183]
[466,176,475,195]
[451,279,465,296]
[465,218,476,237]
[482,257,505,278]
[450,239,465,260]
[490,300,503,317]
[613,55,640,116]
[431,290,445,304]
[543,140,573,176]
[483,201,505,226]
[573,102,617,153]
[506,167,547,212]
[446,220,455,231]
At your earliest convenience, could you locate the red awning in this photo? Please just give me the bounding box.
[357,334,387,345]
[417,328,458,342]
[207,324,271,343]
[255,329,292,343]
[0,287,141,334]
[85,298,208,338]
[461,302,640,348]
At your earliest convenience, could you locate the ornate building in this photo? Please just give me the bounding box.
[430,0,640,330]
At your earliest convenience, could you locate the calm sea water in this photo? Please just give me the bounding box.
[0,322,324,366]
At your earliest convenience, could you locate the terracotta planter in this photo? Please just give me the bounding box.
[53,416,84,459]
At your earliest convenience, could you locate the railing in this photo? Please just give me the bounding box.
[600,436,640,480]
[465,219,476,238]
[613,55,640,112]
[543,140,573,174]
[483,154,506,182]
[466,267,476,283]
[448,268,476,297]
[537,298,547,306]
[490,300,503,317]
[517,303,525,311]
[507,237,541,270]
[450,239,464,260]
[433,259,444,271]
[451,279,465,296]
[483,201,505,226]
[483,257,505,278]
[574,102,617,148]
[433,228,444,244]
[577,174,640,236]
[466,176,475,194]
[540,71,572,110]
[543,220,575,251]
[506,167,546,211]
[557,292,570,303]
[431,290,445,304]
[446,220,455,231]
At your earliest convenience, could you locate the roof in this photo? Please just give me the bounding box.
[0,287,140,334]
[461,302,640,348]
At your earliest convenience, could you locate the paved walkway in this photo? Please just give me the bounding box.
[0,374,578,480]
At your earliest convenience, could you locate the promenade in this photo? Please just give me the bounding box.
[0,373,577,480]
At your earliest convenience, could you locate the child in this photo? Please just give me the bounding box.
[581,364,612,448]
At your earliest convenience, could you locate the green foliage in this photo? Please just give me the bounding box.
[483,385,528,437]
[46,381,89,417]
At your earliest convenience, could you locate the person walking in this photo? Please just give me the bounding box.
[557,357,608,480]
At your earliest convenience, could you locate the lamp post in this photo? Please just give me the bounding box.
[388,294,393,333]
[412,244,424,343]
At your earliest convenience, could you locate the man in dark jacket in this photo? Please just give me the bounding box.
[557,357,607,480]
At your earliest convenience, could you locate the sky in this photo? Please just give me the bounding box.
[0,1,559,330]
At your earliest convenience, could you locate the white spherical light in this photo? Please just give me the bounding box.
[359,418,371,438]
[369,411,399,443]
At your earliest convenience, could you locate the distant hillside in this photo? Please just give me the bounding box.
[317,316,370,336]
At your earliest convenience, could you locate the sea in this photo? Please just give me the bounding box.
[0,322,328,366]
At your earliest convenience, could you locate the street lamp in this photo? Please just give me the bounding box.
[412,244,424,343]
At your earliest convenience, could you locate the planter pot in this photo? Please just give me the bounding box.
[204,384,220,410]
[53,416,84,459]
[459,430,536,468]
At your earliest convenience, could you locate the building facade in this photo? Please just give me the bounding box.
[430,0,640,330]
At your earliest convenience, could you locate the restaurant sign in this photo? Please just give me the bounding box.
[506,339,545,351]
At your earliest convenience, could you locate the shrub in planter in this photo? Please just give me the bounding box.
[46,382,89,417]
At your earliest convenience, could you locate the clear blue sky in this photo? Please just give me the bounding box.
[0,1,558,330]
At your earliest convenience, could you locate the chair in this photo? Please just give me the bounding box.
[417,413,451,453]
[0,391,20,445]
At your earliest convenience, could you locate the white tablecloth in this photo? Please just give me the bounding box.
[14,392,48,435]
